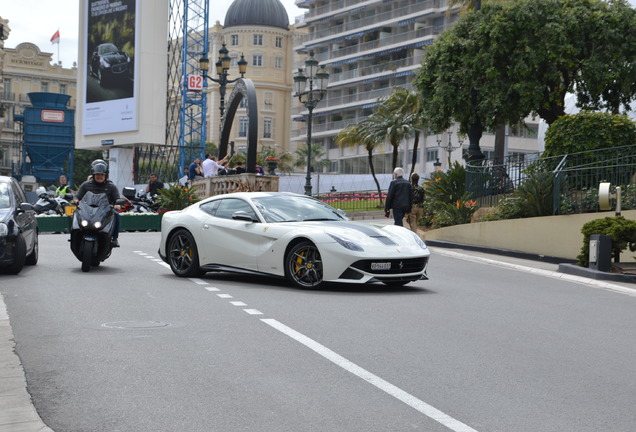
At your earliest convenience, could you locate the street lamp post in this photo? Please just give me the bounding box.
[294,50,329,196]
[436,129,464,167]
[199,42,247,133]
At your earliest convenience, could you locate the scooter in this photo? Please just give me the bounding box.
[69,191,122,272]
[33,187,72,215]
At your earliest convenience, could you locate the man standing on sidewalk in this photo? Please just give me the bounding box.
[384,167,412,227]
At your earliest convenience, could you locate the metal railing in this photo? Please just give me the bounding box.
[465,145,636,214]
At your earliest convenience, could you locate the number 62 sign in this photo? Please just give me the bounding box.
[187,74,204,92]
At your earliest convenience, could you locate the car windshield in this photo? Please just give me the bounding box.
[252,195,347,223]
[0,183,10,209]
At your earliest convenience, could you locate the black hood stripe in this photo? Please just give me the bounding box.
[319,221,398,245]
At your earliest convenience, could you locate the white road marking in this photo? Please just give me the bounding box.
[243,309,263,315]
[431,248,636,297]
[230,301,248,306]
[262,318,479,432]
[205,287,220,292]
[189,278,208,285]
[158,262,171,269]
[217,294,233,299]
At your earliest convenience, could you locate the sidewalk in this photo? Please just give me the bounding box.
[0,292,53,432]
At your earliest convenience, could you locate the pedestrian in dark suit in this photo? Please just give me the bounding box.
[384,167,412,227]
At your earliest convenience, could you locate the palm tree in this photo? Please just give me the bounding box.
[335,121,385,205]
[294,145,331,173]
[378,88,427,176]
[370,102,413,171]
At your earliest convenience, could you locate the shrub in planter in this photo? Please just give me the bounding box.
[577,216,636,267]
[154,184,200,211]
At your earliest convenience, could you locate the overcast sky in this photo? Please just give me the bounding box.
[1,0,304,68]
[2,0,635,68]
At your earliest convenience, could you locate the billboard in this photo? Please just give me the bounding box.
[83,0,137,135]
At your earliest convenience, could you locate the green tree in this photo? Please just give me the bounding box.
[369,102,413,171]
[415,0,636,152]
[293,144,331,173]
[377,88,428,176]
[72,149,103,186]
[543,112,636,157]
[335,121,384,205]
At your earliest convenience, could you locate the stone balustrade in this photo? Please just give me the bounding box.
[190,174,279,199]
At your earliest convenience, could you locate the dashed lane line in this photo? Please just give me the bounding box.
[262,318,479,432]
[145,250,479,431]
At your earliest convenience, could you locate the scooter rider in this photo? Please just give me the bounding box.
[75,161,122,247]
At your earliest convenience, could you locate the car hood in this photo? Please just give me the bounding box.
[102,52,127,64]
[279,220,416,248]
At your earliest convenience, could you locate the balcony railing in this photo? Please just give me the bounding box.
[302,0,445,43]
[315,27,436,63]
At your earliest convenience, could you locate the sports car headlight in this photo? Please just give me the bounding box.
[327,233,364,252]
[0,222,7,237]
[411,231,428,250]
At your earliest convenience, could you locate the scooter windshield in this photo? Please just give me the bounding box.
[81,192,110,207]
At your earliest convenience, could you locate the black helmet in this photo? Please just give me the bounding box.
[91,159,107,168]
[91,162,108,175]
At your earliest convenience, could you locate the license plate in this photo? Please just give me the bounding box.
[371,262,391,270]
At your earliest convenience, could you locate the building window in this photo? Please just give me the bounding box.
[275,57,283,69]
[264,92,273,108]
[41,82,48,92]
[231,34,239,46]
[263,117,272,138]
[239,117,248,137]
[60,84,67,94]
[252,55,263,67]
[253,34,263,46]
[239,98,246,109]
[275,36,283,48]
[426,149,439,162]
[2,78,11,99]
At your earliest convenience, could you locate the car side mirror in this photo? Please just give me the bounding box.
[17,202,34,213]
[232,211,257,222]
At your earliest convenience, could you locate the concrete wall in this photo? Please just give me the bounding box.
[424,210,636,261]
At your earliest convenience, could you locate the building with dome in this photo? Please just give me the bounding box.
[207,0,305,161]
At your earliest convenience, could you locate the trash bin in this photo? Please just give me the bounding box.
[589,234,612,272]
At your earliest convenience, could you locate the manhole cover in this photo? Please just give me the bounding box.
[101,321,172,329]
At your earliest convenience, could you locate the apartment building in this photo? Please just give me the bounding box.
[293,0,540,175]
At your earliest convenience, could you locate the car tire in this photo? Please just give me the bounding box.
[25,234,38,266]
[97,69,105,87]
[2,234,27,275]
[285,241,324,289]
[167,229,204,278]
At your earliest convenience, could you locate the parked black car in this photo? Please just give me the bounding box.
[0,176,38,274]
[89,43,130,87]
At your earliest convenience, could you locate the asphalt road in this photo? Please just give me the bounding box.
[2,232,636,432]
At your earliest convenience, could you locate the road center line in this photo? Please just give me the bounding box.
[261,318,479,432]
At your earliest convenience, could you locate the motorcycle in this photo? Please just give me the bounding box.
[121,187,159,213]
[33,186,72,215]
[70,191,124,272]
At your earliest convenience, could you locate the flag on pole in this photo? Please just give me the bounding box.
[50,30,60,45]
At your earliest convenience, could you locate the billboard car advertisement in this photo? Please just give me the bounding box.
[83,0,137,135]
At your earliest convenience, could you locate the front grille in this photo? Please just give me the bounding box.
[351,257,427,274]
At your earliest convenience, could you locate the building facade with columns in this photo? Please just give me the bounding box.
[0,39,77,177]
